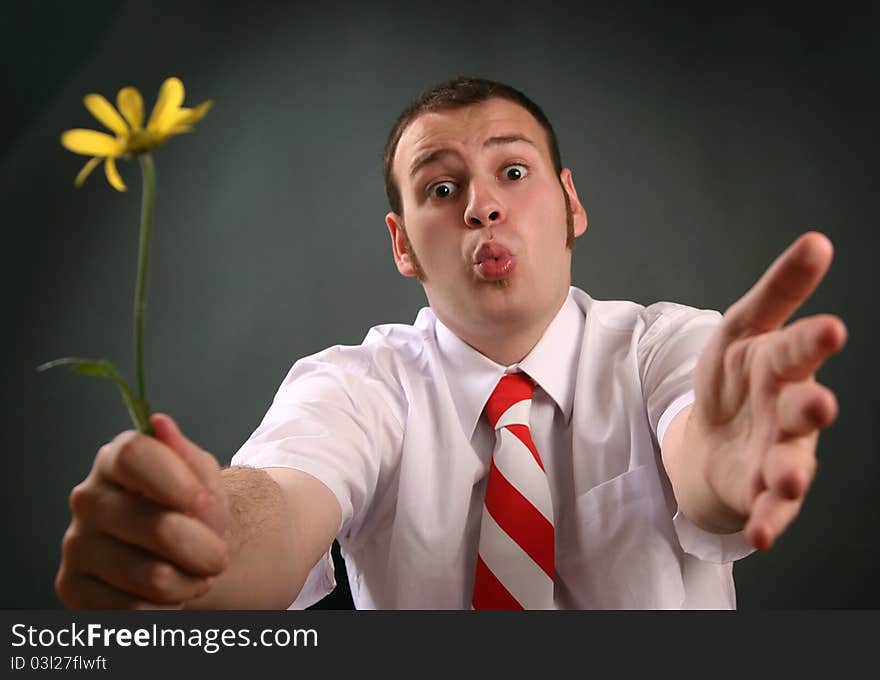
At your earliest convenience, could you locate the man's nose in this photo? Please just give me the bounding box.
[464,179,505,229]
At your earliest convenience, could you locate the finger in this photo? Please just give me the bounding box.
[94,430,208,516]
[63,524,214,604]
[70,482,227,576]
[761,315,847,386]
[763,434,819,501]
[150,413,227,534]
[744,488,804,551]
[56,564,179,610]
[777,382,839,438]
[723,231,833,338]
[151,413,221,489]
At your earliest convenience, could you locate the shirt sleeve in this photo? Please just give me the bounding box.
[638,301,719,438]
[230,347,404,606]
[638,303,755,564]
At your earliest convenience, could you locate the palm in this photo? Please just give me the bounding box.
[689,233,846,550]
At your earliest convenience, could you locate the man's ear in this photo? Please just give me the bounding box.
[560,168,588,239]
[386,211,418,278]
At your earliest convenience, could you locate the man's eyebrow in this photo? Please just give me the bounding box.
[409,148,458,178]
[408,135,538,178]
[483,134,538,150]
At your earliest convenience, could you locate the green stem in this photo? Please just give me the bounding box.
[134,153,155,426]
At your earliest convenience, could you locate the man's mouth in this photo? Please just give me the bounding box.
[474,242,516,281]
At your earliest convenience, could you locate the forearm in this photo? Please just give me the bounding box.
[661,406,746,534]
[184,466,330,609]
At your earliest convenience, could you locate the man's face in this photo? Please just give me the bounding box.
[386,97,587,353]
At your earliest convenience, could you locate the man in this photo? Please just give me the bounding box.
[55,77,846,609]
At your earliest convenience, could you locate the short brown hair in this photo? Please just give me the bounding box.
[383,76,564,216]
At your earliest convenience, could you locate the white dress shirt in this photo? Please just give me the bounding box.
[231,287,754,609]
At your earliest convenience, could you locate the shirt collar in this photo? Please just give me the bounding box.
[434,291,584,439]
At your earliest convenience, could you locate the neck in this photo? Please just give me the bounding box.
[467,330,544,366]
[437,294,567,366]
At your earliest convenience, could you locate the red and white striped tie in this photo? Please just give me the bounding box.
[472,372,555,610]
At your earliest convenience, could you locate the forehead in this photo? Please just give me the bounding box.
[394,98,551,177]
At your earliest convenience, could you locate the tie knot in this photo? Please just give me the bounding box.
[484,373,535,429]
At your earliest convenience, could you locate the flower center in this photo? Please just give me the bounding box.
[127,129,161,154]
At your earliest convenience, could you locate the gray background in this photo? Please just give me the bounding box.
[3,0,877,609]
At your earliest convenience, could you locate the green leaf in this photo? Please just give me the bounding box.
[37,357,154,435]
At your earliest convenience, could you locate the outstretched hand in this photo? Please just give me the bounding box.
[56,414,228,608]
[687,232,847,550]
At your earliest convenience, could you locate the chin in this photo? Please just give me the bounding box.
[474,288,536,321]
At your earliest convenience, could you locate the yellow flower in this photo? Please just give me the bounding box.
[60,77,212,191]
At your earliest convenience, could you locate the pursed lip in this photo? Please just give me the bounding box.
[473,241,513,264]
[473,240,517,281]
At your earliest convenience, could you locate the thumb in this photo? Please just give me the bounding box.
[150,413,227,535]
[151,413,207,473]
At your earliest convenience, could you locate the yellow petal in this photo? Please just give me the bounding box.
[117,87,144,130]
[146,77,185,134]
[61,129,123,156]
[168,100,213,128]
[163,125,193,138]
[74,157,102,187]
[104,157,127,192]
[84,94,129,136]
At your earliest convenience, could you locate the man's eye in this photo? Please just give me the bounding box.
[502,164,528,181]
[429,181,457,199]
